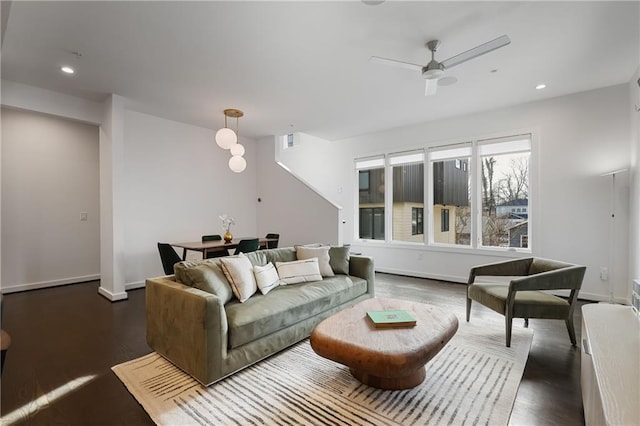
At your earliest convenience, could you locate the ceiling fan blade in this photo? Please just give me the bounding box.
[440,35,510,69]
[370,56,423,72]
[425,78,438,96]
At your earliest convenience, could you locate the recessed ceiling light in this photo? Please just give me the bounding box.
[536,83,546,90]
[61,66,75,74]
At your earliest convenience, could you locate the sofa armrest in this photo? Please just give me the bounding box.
[508,265,586,292]
[146,276,228,385]
[467,258,533,284]
[349,255,375,296]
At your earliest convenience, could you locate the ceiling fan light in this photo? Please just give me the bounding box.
[216,127,237,149]
[423,68,444,80]
[229,155,247,173]
[230,143,245,156]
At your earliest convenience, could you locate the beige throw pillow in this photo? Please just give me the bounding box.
[220,253,257,302]
[296,245,334,277]
[276,258,323,285]
[253,262,280,295]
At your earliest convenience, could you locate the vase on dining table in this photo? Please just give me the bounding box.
[223,230,233,243]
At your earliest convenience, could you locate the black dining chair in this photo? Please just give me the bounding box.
[202,234,229,258]
[234,238,260,255]
[157,243,182,275]
[265,233,280,249]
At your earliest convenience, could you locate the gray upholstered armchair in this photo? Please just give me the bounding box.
[466,257,586,347]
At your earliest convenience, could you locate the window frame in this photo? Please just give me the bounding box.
[354,132,534,254]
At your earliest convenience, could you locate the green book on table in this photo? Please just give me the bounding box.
[366,310,416,328]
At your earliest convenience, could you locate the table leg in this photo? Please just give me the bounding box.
[182,248,187,260]
[349,366,426,390]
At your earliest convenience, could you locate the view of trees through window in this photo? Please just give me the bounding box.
[480,143,530,248]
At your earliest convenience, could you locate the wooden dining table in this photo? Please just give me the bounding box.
[171,237,277,260]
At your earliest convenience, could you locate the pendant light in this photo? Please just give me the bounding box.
[215,109,243,149]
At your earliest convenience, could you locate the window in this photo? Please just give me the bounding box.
[412,207,424,235]
[356,157,385,240]
[428,143,471,246]
[479,136,530,248]
[286,133,294,148]
[355,133,532,252]
[390,151,424,242]
[441,209,450,232]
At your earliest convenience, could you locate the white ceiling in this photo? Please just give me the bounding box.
[1,1,639,141]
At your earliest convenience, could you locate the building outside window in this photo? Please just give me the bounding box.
[428,143,471,246]
[356,157,385,240]
[391,151,424,242]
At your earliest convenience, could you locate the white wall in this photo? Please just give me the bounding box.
[1,107,100,292]
[256,136,340,247]
[629,68,640,298]
[123,110,258,287]
[279,84,632,302]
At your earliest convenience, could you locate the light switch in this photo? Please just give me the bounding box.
[80,212,88,221]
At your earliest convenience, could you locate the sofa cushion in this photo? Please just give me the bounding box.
[329,246,350,275]
[296,245,334,277]
[253,262,279,295]
[220,254,257,303]
[174,260,234,304]
[276,258,323,285]
[468,283,570,319]
[225,275,368,349]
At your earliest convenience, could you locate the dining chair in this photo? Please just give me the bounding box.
[157,243,182,275]
[202,234,229,258]
[234,238,260,255]
[265,233,280,249]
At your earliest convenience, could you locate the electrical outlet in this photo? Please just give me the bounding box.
[80,212,88,221]
[600,267,609,281]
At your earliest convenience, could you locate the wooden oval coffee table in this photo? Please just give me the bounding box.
[310,297,458,390]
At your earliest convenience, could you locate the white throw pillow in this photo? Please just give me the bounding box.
[220,253,257,302]
[253,262,280,295]
[276,258,323,285]
[296,245,334,277]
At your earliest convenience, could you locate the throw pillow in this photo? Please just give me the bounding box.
[276,258,323,285]
[220,253,257,302]
[329,246,351,275]
[180,263,234,303]
[253,262,280,295]
[296,245,334,277]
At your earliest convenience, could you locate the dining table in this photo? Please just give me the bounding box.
[171,237,277,260]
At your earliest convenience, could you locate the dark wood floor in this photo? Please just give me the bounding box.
[1,274,588,425]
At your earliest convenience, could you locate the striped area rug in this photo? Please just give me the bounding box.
[112,321,532,426]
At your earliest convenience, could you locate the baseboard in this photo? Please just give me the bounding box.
[1,274,100,294]
[98,286,128,302]
[125,281,145,291]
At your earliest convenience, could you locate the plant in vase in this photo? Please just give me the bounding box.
[219,214,235,243]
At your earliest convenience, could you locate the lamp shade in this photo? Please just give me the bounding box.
[230,143,245,156]
[229,155,247,173]
[216,128,237,149]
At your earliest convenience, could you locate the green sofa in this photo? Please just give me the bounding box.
[146,247,375,385]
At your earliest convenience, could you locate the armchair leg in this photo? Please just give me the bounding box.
[524,318,529,328]
[565,318,577,346]
[466,297,472,322]
[505,316,513,348]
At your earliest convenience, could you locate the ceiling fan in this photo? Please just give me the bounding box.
[370,35,511,96]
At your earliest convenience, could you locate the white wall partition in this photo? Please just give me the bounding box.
[122,110,258,288]
[257,136,341,248]
[1,107,100,292]
[278,84,632,302]
[629,68,640,299]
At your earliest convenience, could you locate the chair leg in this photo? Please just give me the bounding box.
[466,297,472,322]
[524,318,529,328]
[565,318,577,346]
[505,315,513,347]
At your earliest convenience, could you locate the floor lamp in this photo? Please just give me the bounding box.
[600,168,627,304]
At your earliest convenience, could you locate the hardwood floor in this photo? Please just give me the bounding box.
[0,274,588,425]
